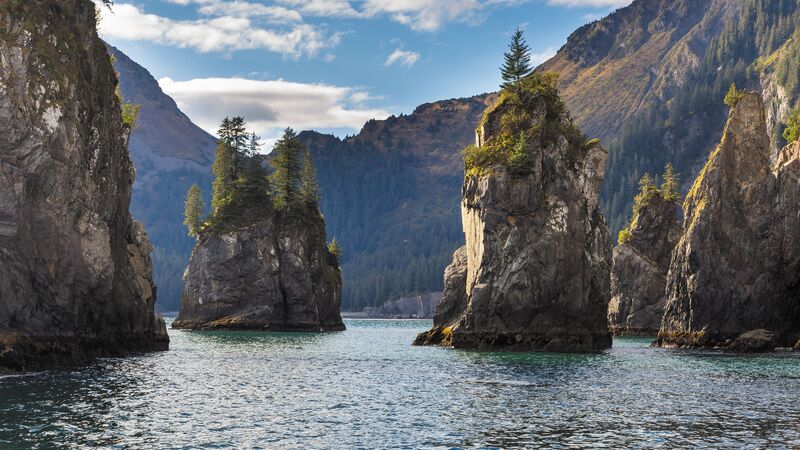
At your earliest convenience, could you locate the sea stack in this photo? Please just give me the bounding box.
[0,0,168,371]
[608,175,682,336]
[657,92,800,351]
[415,74,612,351]
[173,130,344,332]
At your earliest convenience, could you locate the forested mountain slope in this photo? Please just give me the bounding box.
[541,0,800,232]
[109,45,216,311]
[301,97,491,310]
[114,0,800,311]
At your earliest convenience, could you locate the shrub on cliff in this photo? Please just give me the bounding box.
[617,165,681,244]
[464,72,588,177]
[784,107,800,143]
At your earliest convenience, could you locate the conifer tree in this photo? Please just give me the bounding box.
[183,184,205,237]
[242,132,268,196]
[211,141,235,214]
[247,131,261,157]
[724,83,744,107]
[217,117,249,179]
[300,149,320,207]
[270,128,304,210]
[500,27,532,91]
[507,131,532,176]
[783,107,800,143]
[660,163,680,201]
[632,173,658,215]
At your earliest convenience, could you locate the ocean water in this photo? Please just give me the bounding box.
[1,319,799,449]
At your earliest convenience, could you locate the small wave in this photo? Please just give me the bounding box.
[0,371,47,380]
[461,378,538,387]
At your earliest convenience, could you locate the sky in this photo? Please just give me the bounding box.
[97,0,633,147]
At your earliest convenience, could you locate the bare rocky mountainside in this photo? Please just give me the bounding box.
[0,0,168,371]
[541,0,800,234]
[657,93,800,351]
[415,76,612,351]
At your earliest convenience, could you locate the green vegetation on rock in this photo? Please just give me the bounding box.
[328,237,342,262]
[186,119,323,237]
[724,83,745,108]
[182,184,205,237]
[784,107,800,143]
[617,165,680,245]
[464,71,587,177]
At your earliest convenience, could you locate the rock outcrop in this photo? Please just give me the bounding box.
[608,196,681,335]
[0,0,168,371]
[173,212,344,331]
[656,93,800,351]
[359,292,440,319]
[415,78,612,351]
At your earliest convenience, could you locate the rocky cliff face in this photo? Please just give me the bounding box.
[0,0,168,371]
[109,45,217,312]
[656,93,800,351]
[608,197,681,336]
[173,213,344,331]
[415,84,612,352]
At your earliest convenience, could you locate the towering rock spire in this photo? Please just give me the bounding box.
[657,93,800,351]
[415,75,612,351]
[0,0,168,371]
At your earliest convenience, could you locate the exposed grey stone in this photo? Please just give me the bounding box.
[173,213,344,332]
[0,0,168,372]
[608,197,681,336]
[416,90,612,352]
[656,93,800,351]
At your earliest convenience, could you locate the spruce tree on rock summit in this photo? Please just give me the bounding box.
[500,27,532,91]
[183,184,205,237]
[300,149,320,209]
[271,128,304,210]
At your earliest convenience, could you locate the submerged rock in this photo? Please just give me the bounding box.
[0,0,168,371]
[608,196,681,336]
[173,212,344,331]
[415,77,612,351]
[656,93,800,351]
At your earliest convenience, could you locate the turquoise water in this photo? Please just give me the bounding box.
[1,319,800,448]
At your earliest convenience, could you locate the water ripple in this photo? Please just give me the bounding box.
[1,320,799,448]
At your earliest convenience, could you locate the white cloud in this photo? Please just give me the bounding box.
[531,46,557,65]
[277,0,362,18]
[384,49,420,67]
[546,0,632,7]
[362,0,484,32]
[96,2,339,57]
[158,77,391,143]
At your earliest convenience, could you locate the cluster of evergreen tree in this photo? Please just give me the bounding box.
[602,0,800,236]
[183,117,326,238]
[617,164,680,244]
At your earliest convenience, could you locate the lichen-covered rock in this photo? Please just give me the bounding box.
[0,0,168,371]
[415,80,612,352]
[608,197,681,336]
[656,93,800,351]
[173,213,344,331]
